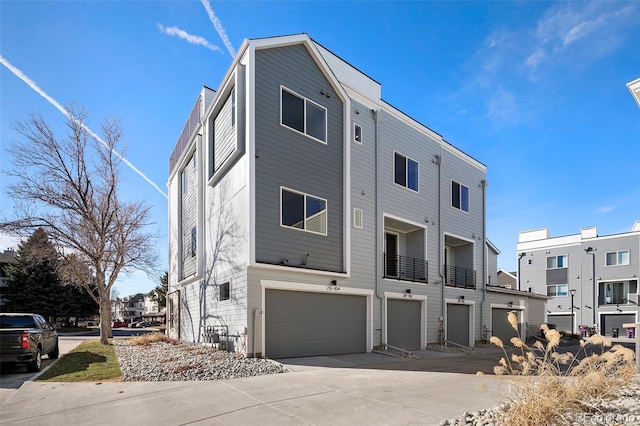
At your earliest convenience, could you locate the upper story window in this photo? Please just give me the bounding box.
[281,187,327,235]
[547,284,568,297]
[606,250,630,266]
[546,255,568,269]
[394,152,419,192]
[451,181,469,212]
[354,123,362,144]
[281,86,327,143]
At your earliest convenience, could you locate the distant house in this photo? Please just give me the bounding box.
[518,222,640,336]
[111,293,161,323]
[167,33,548,358]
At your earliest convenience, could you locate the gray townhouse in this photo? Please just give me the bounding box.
[517,222,640,337]
[167,34,547,358]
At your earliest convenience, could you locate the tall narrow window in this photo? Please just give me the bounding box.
[231,88,236,127]
[394,152,419,192]
[451,181,469,212]
[219,282,230,301]
[354,123,362,144]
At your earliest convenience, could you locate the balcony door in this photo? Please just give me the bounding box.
[385,232,398,278]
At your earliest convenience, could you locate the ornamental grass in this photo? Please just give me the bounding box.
[485,312,635,426]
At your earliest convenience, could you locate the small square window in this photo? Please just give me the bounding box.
[219,282,230,301]
[354,124,362,144]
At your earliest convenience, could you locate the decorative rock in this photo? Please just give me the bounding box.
[114,340,288,381]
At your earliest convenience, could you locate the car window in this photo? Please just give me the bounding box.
[0,316,37,328]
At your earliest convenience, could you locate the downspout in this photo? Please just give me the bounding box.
[434,149,445,343]
[252,308,261,358]
[374,109,384,346]
[480,179,488,343]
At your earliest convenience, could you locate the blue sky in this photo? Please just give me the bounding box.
[1,1,639,296]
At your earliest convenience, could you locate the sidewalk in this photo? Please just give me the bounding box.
[0,349,511,425]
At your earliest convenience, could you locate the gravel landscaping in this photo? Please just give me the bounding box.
[113,340,289,381]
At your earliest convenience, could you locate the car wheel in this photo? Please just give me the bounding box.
[27,348,42,372]
[49,342,59,359]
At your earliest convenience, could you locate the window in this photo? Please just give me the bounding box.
[190,227,197,257]
[281,87,327,143]
[547,284,568,297]
[451,181,469,212]
[394,152,419,192]
[606,250,630,266]
[354,208,363,228]
[219,282,230,301]
[546,255,568,269]
[281,188,327,235]
[354,123,362,144]
[231,88,236,127]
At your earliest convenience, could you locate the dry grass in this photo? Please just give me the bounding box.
[486,312,636,426]
[129,332,178,347]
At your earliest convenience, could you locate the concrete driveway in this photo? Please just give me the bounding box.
[0,347,511,426]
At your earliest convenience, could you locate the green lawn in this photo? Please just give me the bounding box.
[37,340,122,382]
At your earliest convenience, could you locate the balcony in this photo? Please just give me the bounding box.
[383,253,428,283]
[444,265,476,289]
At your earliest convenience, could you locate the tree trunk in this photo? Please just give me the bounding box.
[99,295,113,344]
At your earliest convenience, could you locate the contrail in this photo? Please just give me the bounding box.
[200,0,236,57]
[0,54,168,199]
[157,23,221,52]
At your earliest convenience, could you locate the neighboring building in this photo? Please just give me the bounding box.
[167,33,547,358]
[111,293,160,323]
[517,222,640,336]
[0,249,17,308]
[627,77,640,108]
[496,269,517,289]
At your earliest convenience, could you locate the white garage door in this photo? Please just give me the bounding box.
[265,289,367,358]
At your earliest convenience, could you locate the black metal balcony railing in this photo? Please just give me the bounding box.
[444,265,476,289]
[383,254,428,283]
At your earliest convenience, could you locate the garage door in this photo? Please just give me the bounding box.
[387,299,421,350]
[447,303,470,347]
[265,289,367,358]
[601,314,635,337]
[548,314,573,333]
[492,308,521,345]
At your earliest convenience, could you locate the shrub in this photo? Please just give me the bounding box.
[487,312,635,426]
[130,332,178,346]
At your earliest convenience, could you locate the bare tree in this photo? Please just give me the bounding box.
[3,106,158,344]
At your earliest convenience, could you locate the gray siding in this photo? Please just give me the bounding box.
[212,91,236,174]
[181,151,198,279]
[254,44,344,272]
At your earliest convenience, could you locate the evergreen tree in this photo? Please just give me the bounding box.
[3,229,59,319]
